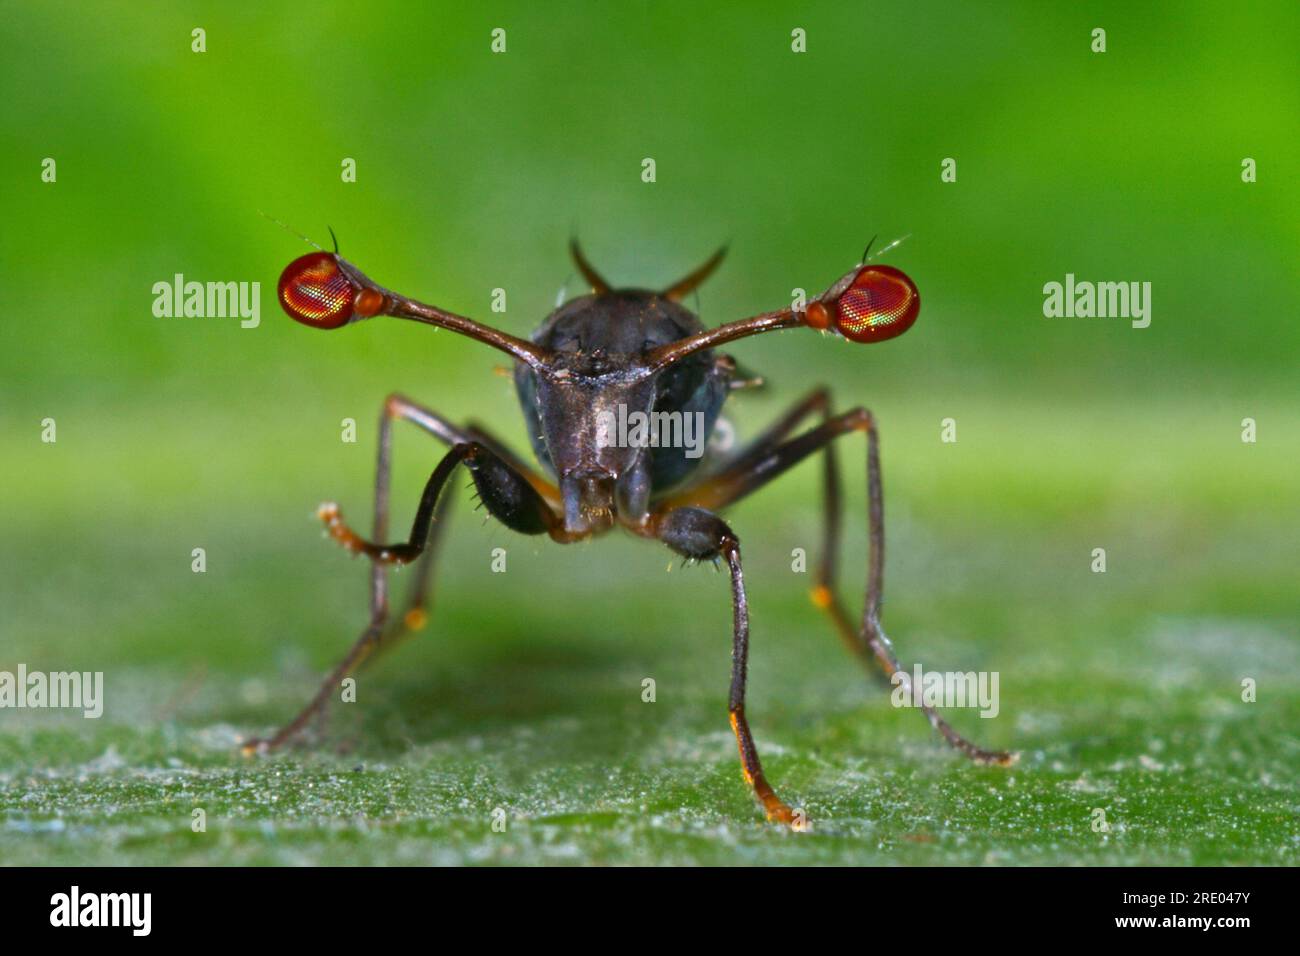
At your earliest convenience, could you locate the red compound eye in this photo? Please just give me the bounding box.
[809,265,920,343]
[278,252,356,329]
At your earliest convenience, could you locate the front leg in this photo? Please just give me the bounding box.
[321,440,564,564]
[656,507,796,826]
[660,404,1017,767]
[245,440,559,754]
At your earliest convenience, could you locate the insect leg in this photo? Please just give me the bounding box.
[384,414,561,634]
[242,396,445,752]
[655,507,795,825]
[242,442,475,753]
[817,409,1015,765]
[661,406,1016,766]
[652,386,831,519]
[246,433,562,754]
[382,398,561,631]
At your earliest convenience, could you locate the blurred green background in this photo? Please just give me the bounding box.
[1,1,1296,865]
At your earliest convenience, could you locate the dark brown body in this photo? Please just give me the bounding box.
[515,290,729,536]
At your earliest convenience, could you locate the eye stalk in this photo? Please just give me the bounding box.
[643,260,922,372]
[274,249,554,367]
[277,252,385,330]
[804,264,920,344]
